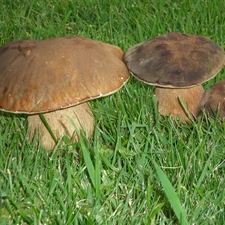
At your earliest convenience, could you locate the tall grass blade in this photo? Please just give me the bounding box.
[153,161,189,225]
[80,137,96,188]
[39,114,57,145]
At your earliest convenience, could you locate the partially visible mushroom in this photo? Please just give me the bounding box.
[124,32,225,121]
[0,36,130,149]
[199,80,225,118]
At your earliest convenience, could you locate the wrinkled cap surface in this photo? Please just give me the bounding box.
[0,36,130,113]
[124,32,225,88]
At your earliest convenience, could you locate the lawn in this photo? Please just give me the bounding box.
[0,0,225,224]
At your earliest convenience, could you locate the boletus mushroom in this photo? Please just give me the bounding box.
[0,36,130,149]
[124,32,225,121]
[199,80,225,118]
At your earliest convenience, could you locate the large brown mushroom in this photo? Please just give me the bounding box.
[0,36,130,149]
[199,80,225,118]
[124,32,225,121]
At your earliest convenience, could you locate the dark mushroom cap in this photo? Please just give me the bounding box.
[124,32,225,88]
[0,36,130,113]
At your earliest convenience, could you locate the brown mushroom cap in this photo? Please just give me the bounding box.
[124,32,225,88]
[0,36,130,113]
[199,80,225,118]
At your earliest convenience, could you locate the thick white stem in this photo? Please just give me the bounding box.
[28,102,94,149]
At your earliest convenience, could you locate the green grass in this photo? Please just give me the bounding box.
[1,0,225,224]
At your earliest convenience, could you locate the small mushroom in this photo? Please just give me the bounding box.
[124,32,225,121]
[199,80,225,118]
[0,36,130,149]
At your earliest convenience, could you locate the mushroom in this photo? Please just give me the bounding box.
[199,80,225,118]
[124,32,225,121]
[0,36,130,149]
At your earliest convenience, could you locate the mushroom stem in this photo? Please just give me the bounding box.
[28,102,94,150]
[155,85,204,121]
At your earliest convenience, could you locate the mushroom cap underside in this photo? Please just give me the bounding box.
[124,32,225,88]
[0,36,130,113]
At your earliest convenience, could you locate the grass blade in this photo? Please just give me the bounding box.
[80,137,96,188]
[39,114,57,145]
[153,161,189,225]
[178,97,195,123]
